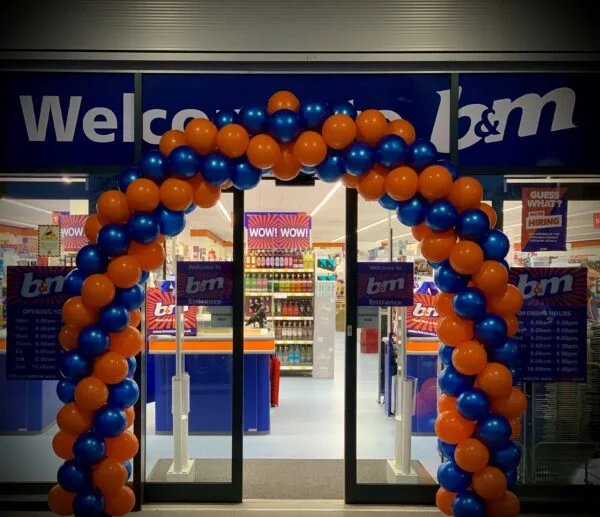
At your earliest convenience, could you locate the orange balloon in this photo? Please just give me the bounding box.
[81,274,115,308]
[487,285,524,317]
[322,114,356,150]
[421,230,457,263]
[159,129,186,157]
[510,418,522,440]
[455,438,490,473]
[418,165,454,201]
[272,144,301,181]
[246,134,281,169]
[125,406,135,429]
[126,178,161,212]
[106,430,139,461]
[128,240,166,272]
[486,490,520,517]
[160,178,194,212]
[57,403,93,435]
[448,177,483,213]
[357,167,387,201]
[93,351,129,385]
[435,292,455,317]
[216,123,249,158]
[449,241,484,275]
[187,172,206,191]
[436,487,456,516]
[93,457,128,495]
[193,179,221,208]
[129,309,141,328]
[387,119,416,145]
[385,166,419,201]
[437,314,474,347]
[435,409,476,444]
[75,376,109,411]
[104,485,136,517]
[84,214,103,244]
[341,173,362,189]
[221,180,233,190]
[267,90,300,114]
[97,190,130,225]
[438,394,457,413]
[477,363,513,399]
[293,131,327,167]
[59,325,80,351]
[472,466,507,500]
[184,118,218,155]
[411,222,433,242]
[52,430,76,460]
[452,340,488,376]
[48,484,76,516]
[110,326,143,358]
[62,296,98,328]
[479,203,497,229]
[473,260,509,296]
[493,388,527,419]
[356,109,388,146]
[107,255,142,289]
[505,314,519,337]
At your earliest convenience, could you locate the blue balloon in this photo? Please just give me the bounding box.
[425,199,458,232]
[76,245,108,276]
[452,491,485,517]
[78,325,110,357]
[488,338,520,368]
[73,489,104,517]
[343,142,373,176]
[139,150,168,184]
[499,259,510,272]
[59,350,92,381]
[184,203,197,214]
[396,194,429,226]
[437,460,472,492]
[239,105,268,134]
[481,229,510,261]
[124,460,133,480]
[108,378,140,409]
[127,356,137,378]
[429,259,449,270]
[168,145,201,178]
[476,415,512,449]
[212,109,239,129]
[57,460,90,492]
[97,224,130,257]
[453,288,487,320]
[117,167,141,192]
[490,442,521,471]
[457,388,491,421]
[269,109,301,143]
[301,166,316,175]
[93,407,127,438]
[378,193,399,211]
[375,134,409,168]
[73,432,106,466]
[438,365,475,397]
[505,468,518,489]
[509,366,520,385]
[114,284,144,311]
[408,139,437,170]
[139,270,150,284]
[203,152,231,185]
[99,303,130,333]
[437,439,457,460]
[230,157,262,190]
[315,150,345,182]
[299,100,329,130]
[439,344,455,367]
[435,263,469,293]
[330,101,357,119]
[456,209,491,242]
[435,159,459,180]
[475,314,508,348]
[155,205,185,237]
[128,212,160,244]
[63,268,86,296]
[56,379,77,403]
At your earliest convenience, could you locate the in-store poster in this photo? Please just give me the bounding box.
[37,224,61,257]
[53,212,88,252]
[176,261,233,306]
[407,295,439,338]
[6,266,72,379]
[521,187,568,252]
[145,287,197,337]
[511,267,587,383]
[245,212,311,250]
[357,262,414,307]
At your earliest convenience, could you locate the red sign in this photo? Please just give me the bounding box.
[406,293,439,338]
[244,212,311,249]
[594,213,600,229]
[54,212,88,252]
[145,288,198,336]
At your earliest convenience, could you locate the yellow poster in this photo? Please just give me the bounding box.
[38,225,61,257]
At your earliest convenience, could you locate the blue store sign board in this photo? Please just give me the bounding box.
[176,261,234,307]
[357,262,414,307]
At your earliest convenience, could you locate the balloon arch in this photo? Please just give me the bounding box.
[50,91,524,517]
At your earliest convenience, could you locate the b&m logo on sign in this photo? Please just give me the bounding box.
[245,212,311,250]
[145,288,197,337]
[8,266,71,303]
[357,262,414,307]
[176,261,234,306]
[406,294,439,338]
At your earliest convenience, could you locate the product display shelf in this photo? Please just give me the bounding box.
[246,268,314,273]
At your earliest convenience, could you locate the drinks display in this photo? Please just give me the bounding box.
[246,249,313,271]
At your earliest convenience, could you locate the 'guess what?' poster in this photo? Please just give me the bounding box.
[521,187,568,252]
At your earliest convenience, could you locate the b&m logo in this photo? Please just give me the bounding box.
[153,301,190,317]
[518,272,574,300]
[185,275,225,295]
[6,266,73,306]
[412,301,438,318]
[510,267,587,308]
[366,276,405,295]
[20,272,65,299]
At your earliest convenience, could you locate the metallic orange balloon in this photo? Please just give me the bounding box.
[387,119,416,145]
[56,403,93,435]
[272,144,301,181]
[356,109,388,146]
[93,351,129,385]
[159,129,186,157]
[436,487,456,516]
[421,230,457,263]
[357,167,387,201]
[435,292,455,317]
[96,190,130,225]
[448,177,483,212]
[449,240,484,275]
[75,376,109,412]
[216,123,249,158]
[322,114,357,150]
[48,484,76,516]
[454,438,490,473]
[384,166,419,201]
[93,457,128,496]
[126,178,161,212]
[411,222,433,242]
[107,256,142,289]
[487,284,524,316]
[341,173,362,189]
[437,394,457,413]
[83,214,103,244]
[81,274,115,308]
[435,409,476,444]
[62,296,99,328]
[437,314,474,346]
[418,165,454,201]
[193,179,221,209]
[129,309,141,328]
[104,485,136,517]
[52,430,76,460]
[160,178,194,211]
[510,418,522,440]
[184,118,218,155]
[505,314,519,337]
[267,90,300,114]
[492,387,527,419]
[247,134,281,169]
[452,340,487,376]
[479,203,497,229]
[105,430,139,461]
[128,240,166,272]
[292,131,327,167]
[59,325,80,351]
[109,326,143,358]
[486,491,520,517]
[477,362,513,399]
[473,466,507,500]
[125,406,135,429]
[473,260,508,296]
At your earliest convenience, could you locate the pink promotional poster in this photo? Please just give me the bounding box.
[53,211,88,252]
[521,187,568,252]
[244,212,311,250]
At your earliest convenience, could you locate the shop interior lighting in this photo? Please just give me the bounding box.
[217,200,232,224]
[0,175,86,183]
[0,198,53,215]
[310,182,342,218]
[505,176,600,184]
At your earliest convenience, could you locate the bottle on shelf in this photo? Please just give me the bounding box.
[250,250,256,269]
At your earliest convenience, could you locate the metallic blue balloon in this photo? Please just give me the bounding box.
[76,245,108,276]
[73,488,104,517]
[396,194,429,226]
[127,356,137,378]
[488,338,520,368]
[425,199,458,232]
[155,205,185,237]
[97,224,130,257]
[184,203,197,214]
[505,468,518,489]
[56,379,77,403]
[108,378,140,409]
[63,268,86,296]
[408,139,437,170]
[490,442,521,471]
[139,270,150,284]
[452,491,485,517]
[456,209,491,242]
[476,414,512,449]
[117,167,141,192]
[168,145,201,178]
[475,314,508,348]
[437,460,472,492]
[78,325,110,357]
[375,134,409,168]
[128,212,160,244]
[378,193,399,211]
[435,159,459,180]
[59,350,92,381]
[438,365,475,397]
[212,109,239,129]
[299,100,329,130]
[93,407,127,438]
[429,259,449,270]
[230,157,262,190]
[439,344,455,366]
[330,101,357,119]
[57,460,91,492]
[434,263,469,293]
[437,439,456,460]
[453,288,487,320]
[343,142,373,176]
[457,388,491,421]
[99,303,130,333]
[203,152,231,186]
[124,460,133,480]
[139,150,168,184]
[315,150,345,183]
[114,284,144,311]
[481,229,510,261]
[73,432,106,466]
[301,166,316,175]
[239,105,268,134]
[268,109,301,143]
[499,259,510,272]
